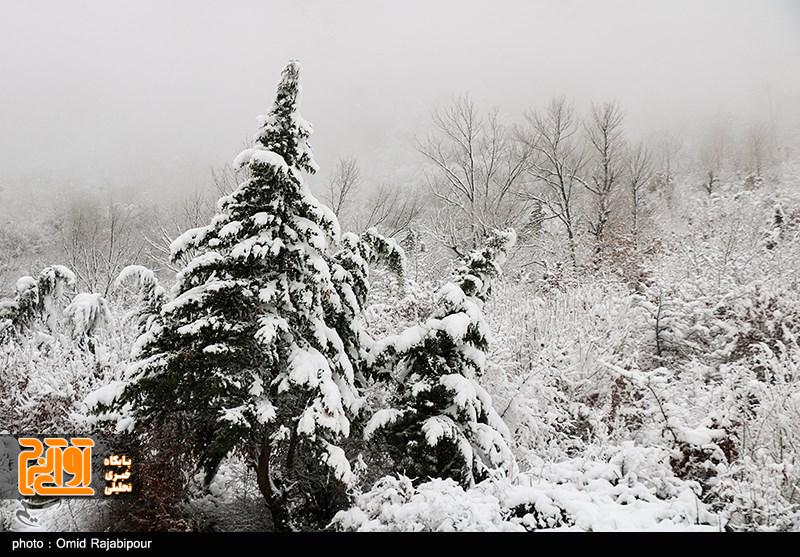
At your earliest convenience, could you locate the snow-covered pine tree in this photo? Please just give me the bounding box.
[113,265,167,342]
[37,265,77,333]
[0,265,76,339]
[100,61,364,530]
[0,276,39,337]
[364,229,518,487]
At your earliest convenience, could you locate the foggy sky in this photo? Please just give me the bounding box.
[1,0,798,202]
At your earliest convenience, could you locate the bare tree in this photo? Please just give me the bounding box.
[325,157,360,221]
[746,122,770,180]
[318,156,420,238]
[60,196,146,296]
[519,97,588,269]
[417,94,532,255]
[626,142,653,245]
[144,188,216,273]
[698,125,728,195]
[652,131,683,208]
[210,163,242,197]
[354,183,422,238]
[144,162,250,273]
[584,101,626,257]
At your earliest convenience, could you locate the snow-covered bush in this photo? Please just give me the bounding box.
[112,265,167,334]
[0,331,129,435]
[715,340,800,530]
[63,292,111,339]
[332,475,524,532]
[0,265,76,339]
[485,279,646,461]
[334,445,722,532]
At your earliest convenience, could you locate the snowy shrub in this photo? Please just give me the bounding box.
[64,292,112,339]
[0,265,76,338]
[112,265,167,333]
[0,335,128,434]
[334,445,721,532]
[35,265,77,333]
[331,475,524,532]
[509,443,721,531]
[727,281,800,362]
[364,275,439,340]
[486,279,646,461]
[716,340,800,530]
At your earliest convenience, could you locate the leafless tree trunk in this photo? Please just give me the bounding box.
[584,101,625,262]
[698,124,727,195]
[325,157,360,221]
[626,142,653,247]
[519,97,587,269]
[61,197,146,295]
[417,94,532,255]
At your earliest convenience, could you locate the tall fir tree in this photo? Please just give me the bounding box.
[364,229,518,487]
[102,61,369,530]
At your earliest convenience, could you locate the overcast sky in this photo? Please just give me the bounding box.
[1,0,798,201]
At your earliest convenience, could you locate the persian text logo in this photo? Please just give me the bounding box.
[18,437,95,497]
[103,454,133,495]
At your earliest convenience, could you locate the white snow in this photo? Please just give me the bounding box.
[233,148,289,174]
[363,408,405,440]
[170,225,210,259]
[63,292,111,337]
[253,396,276,424]
[15,276,36,294]
[321,442,354,485]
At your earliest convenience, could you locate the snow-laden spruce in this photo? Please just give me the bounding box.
[365,229,518,486]
[91,60,391,530]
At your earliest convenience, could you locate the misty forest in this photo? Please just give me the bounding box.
[1,42,799,532]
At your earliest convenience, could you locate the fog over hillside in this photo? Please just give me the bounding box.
[1,0,798,201]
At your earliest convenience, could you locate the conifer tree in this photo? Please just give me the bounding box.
[364,229,518,487]
[0,276,39,337]
[0,265,76,338]
[102,61,366,530]
[113,265,167,337]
